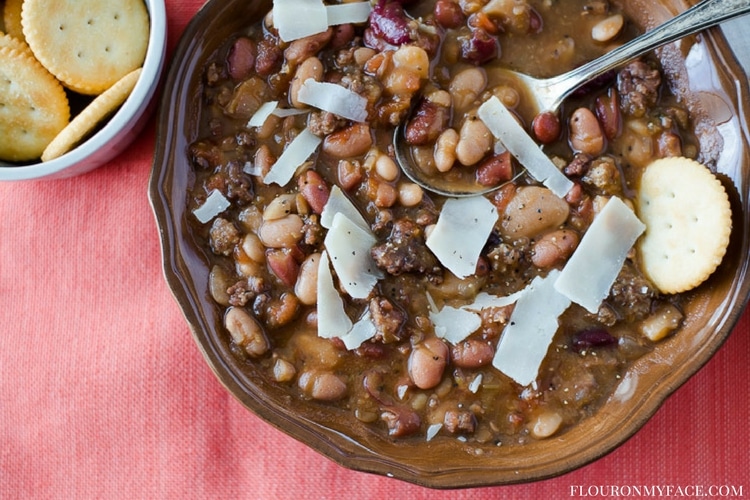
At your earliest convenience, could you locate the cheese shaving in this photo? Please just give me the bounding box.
[554,196,645,313]
[339,310,378,350]
[326,2,372,25]
[320,185,370,232]
[316,251,353,339]
[425,196,498,279]
[492,270,571,387]
[247,101,278,128]
[273,0,328,42]
[192,189,230,224]
[324,212,383,299]
[430,304,482,345]
[297,79,369,123]
[478,96,574,198]
[263,128,322,187]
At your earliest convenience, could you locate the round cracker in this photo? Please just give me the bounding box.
[21,0,149,95]
[0,45,70,162]
[0,31,31,56]
[636,157,732,294]
[3,0,24,41]
[42,67,142,162]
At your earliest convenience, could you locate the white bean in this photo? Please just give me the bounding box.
[294,253,320,306]
[398,182,424,207]
[224,307,270,357]
[450,67,487,111]
[456,116,493,166]
[434,128,459,172]
[592,14,624,43]
[375,153,399,181]
[258,214,304,248]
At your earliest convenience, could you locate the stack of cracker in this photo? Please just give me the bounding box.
[0,0,149,163]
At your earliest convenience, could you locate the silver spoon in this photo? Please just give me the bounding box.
[394,0,750,197]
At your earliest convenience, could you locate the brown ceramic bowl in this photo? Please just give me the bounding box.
[149,0,750,488]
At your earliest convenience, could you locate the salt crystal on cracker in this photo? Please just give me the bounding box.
[636,157,732,294]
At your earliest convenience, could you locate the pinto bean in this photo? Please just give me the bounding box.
[227,37,257,81]
[294,253,320,306]
[258,214,304,249]
[297,170,330,214]
[499,186,570,240]
[290,57,324,108]
[569,107,605,155]
[408,337,449,390]
[531,229,579,268]
[322,123,373,158]
[532,111,561,144]
[434,128,459,172]
[455,115,493,166]
[225,307,270,357]
[594,89,621,140]
[450,67,487,112]
[298,369,348,401]
[283,28,333,66]
[450,339,494,368]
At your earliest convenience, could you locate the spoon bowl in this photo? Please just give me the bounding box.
[395,0,750,197]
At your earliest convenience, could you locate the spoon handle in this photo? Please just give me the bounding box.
[541,0,750,111]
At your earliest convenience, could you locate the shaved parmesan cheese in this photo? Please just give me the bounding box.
[555,196,645,313]
[272,107,309,118]
[273,0,328,42]
[193,189,230,224]
[247,101,278,128]
[339,310,377,350]
[430,305,482,344]
[297,79,369,123]
[316,251,353,339]
[263,128,322,187]
[324,212,383,299]
[243,162,263,177]
[320,185,369,231]
[426,196,498,279]
[478,97,574,198]
[493,270,571,387]
[462,290,525,313]
[326,2,372,25]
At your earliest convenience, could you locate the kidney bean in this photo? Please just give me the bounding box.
[572,328,617,353]
[227,37,257,81]
[266,249,301,287]
[225,307,270,357]
[298,369,348,401]
[408,337,449,390]
[532,111,562,144]
[569,107,605,156]
[255,36,283,77]
[531,229,579,268]
[367,0,412,47]
[460,28,498,65]
[451,339,494,368]
[322,123,373,158]
[381,405,421,437]
[476,151,513,186]
[594,89,621,140]
[297,170,330,214]
[330,23,355,50]
[404,99,449,146]
[434,0,466,28]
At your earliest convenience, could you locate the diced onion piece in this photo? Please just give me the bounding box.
[492,270,571,387]
[478,96,574,198]
[263,128,322,187]
[425,196,497,279]
[339,310,377,350]
[192,189,230,224]
[247,101,278,127]
[297,79,368,123]
[326,2,372,25]
[430,305,482,345]
[273,0,328,42]
[320,185,369,231]
[426,423,443,441]
[324,212,383,299]
[316,251,353,339]
[554,196,645,313]
[468,374,483,393]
